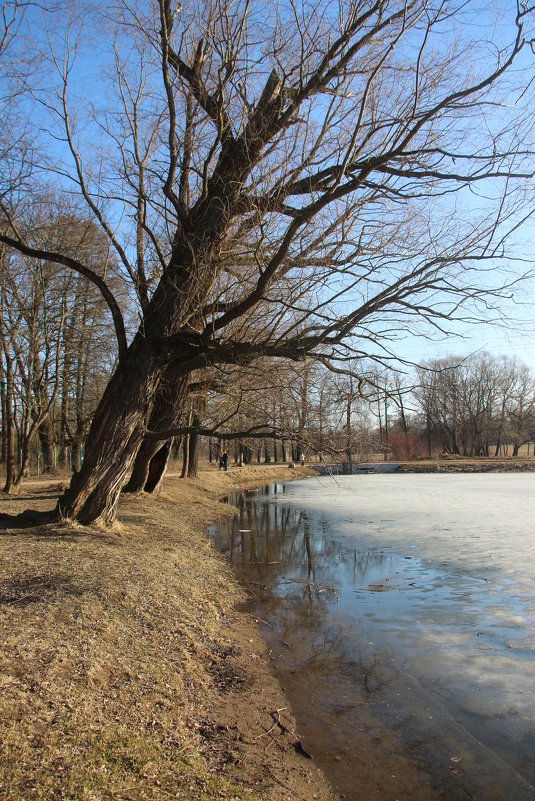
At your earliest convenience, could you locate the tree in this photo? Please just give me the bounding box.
[0,248,16,492]
[0,207,120,485]
[504,359,535,455]
[414,352,535,456]
[1,0,534,523]
[2,246,65,483]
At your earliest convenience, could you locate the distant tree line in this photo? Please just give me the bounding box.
[143,352,535,470]
[0,216,118,491]
[413,354,535,458]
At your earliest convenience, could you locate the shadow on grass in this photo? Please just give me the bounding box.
[0,571,94,607]
[0,509,58,531]
[2,494,62,503]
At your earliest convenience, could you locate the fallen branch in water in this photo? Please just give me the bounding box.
[280,576,337,593]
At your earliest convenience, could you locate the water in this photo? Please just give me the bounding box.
[209,473,535,801]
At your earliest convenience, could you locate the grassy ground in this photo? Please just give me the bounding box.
[0,465,338,801]
[397,455,535,472]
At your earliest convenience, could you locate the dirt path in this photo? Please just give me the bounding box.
[0,465,339,801]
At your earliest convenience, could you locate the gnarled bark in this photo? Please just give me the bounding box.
[57,337,166,524]
[124,437,163,493]
[124,375,189,493]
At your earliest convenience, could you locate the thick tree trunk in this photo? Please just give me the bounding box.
[145,441,173,493]
[57,338,165,524]
[125,374,188,493]
[125,437,165,492]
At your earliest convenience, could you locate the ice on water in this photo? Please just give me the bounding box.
[270,474,535,790]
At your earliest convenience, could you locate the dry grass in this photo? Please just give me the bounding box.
[397,455,535,472]
[0,465,335,801]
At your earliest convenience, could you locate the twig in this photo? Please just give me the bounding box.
[255,707,294,740]
[254,616,273,628]
[110,785,180,798]
[280,576,337,593]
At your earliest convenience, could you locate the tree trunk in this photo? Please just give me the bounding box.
[179,404,195,479]
[145,441,173,493]
[125,437,166,492]
[187,413,201,478]
[37,418,55,473]
[1,374,6,464]
[2,355,15,494]
[71,441,83,473]
[14,431,30,486]
[345,395,352,474]
[57,337,165,525]
[181,434,190,478]
[125,375,188,493]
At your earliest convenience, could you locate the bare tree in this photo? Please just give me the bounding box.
[0,205,120,483]
[414,352,534,456]
[0,0,534,523]
[504,359,535,455]
[0,246,17,492]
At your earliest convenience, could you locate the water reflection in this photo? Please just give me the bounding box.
[210,477,535,801]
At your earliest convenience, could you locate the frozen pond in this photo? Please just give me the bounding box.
[209,473,535,801]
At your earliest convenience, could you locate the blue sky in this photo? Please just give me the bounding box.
[395,318,535,373]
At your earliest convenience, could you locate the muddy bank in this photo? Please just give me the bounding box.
[0,465,338,801]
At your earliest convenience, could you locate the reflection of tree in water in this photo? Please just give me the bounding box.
[213,489,392,620]
[210,488,395,705]
[211,487,535,801]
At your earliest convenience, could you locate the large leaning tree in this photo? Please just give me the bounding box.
[0,0,534,524]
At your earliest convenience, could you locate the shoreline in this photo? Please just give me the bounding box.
[2,462,532,800]
[0,465,338,801]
